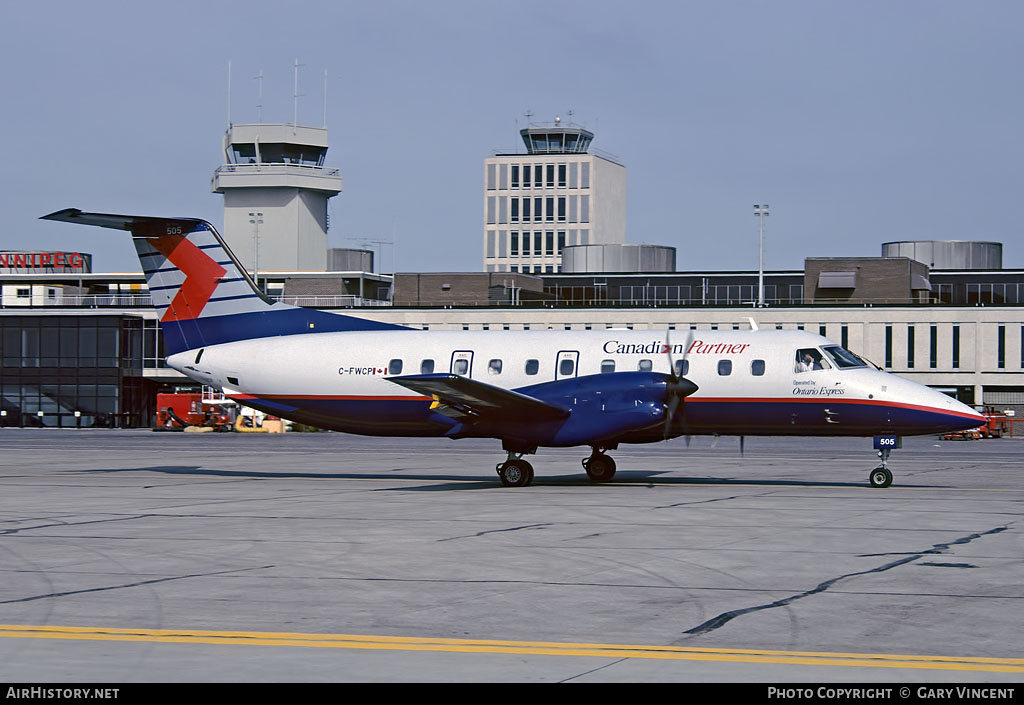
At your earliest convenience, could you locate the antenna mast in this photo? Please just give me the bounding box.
[293,58,305,130]
[254,70,263,123]
[227,60,232,126]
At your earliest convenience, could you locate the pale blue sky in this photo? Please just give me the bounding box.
[4,0,1022,273]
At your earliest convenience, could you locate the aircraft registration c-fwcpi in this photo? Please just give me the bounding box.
[42,209,985,488]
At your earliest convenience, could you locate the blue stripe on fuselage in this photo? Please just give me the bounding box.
[677,399,978,437]
[160,308,411,355]
[228,395,982,443]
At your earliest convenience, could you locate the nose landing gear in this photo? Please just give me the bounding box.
[868,439,897,488]
[869,459,893,488]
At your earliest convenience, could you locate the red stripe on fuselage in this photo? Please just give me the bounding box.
[230,394,980,420]
[230,394,431,402]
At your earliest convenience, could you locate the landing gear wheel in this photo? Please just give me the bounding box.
[583,454,616,483]
[498,459,534,487]
[869,466,893,489]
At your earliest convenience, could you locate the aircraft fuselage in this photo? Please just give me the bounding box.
[167,328,981,442]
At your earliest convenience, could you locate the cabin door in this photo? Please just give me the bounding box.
[450,350,474,378]
[555,350,580,380]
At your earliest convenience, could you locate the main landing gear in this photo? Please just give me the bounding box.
[869,447,894,488]
[582,446,617,483]
[496,452,534,487]
[494,444,621,487]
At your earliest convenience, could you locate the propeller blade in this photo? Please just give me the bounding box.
[740,435,745,456]
[663,394,680,440]
[664,330,678,383]
[662,328,698,441]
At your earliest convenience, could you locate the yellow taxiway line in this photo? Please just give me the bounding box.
[0,624,1021,673]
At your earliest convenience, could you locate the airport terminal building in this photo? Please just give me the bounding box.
[4,119,1022,427]
[3,248,1024,426]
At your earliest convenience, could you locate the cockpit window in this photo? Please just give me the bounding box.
[795,348,832,372]
[853,353,883,370]
[822,345,867,369]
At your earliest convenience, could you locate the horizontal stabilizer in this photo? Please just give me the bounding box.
[386,373,570,422]
[41,208,200,232]
[41,207,411,355]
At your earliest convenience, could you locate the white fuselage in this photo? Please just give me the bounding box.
[167,328,983,440]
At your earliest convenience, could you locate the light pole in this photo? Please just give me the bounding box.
[754,204,769,306]
[249,211,263,292]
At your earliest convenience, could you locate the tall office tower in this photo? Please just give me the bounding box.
[212,123,343,275]
[483,122,626,273]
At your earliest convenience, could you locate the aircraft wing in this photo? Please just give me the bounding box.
[386,373,571,422]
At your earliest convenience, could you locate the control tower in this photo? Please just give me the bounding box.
[212,123,343,273]
[483,120,626,273]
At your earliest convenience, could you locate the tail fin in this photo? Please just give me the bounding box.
[41,209,406,354]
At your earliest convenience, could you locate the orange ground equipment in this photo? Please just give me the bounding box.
[154,393,233,431]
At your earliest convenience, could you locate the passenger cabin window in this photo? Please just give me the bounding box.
[420,359,434,374]
[718,360,732,376]
[388,359,403,375]
[453,359,469,375]
[525,359,539,375]
[559,359,575,376]
[674,359,688,376]
[488,359,502,375]
[751,359,765,376]
[601,360,616,374]
[795,348,831,373]
[638,359,653,372]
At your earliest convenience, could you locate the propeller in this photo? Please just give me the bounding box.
[662,329,698,441]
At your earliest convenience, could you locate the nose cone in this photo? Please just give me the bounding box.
[923,387,986,432]
[872,373,985,435]
[946,395,986,428]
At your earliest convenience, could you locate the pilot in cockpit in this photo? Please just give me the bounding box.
[795,349,825,372]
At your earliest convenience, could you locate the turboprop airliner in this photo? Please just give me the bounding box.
[42,209,985,488]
